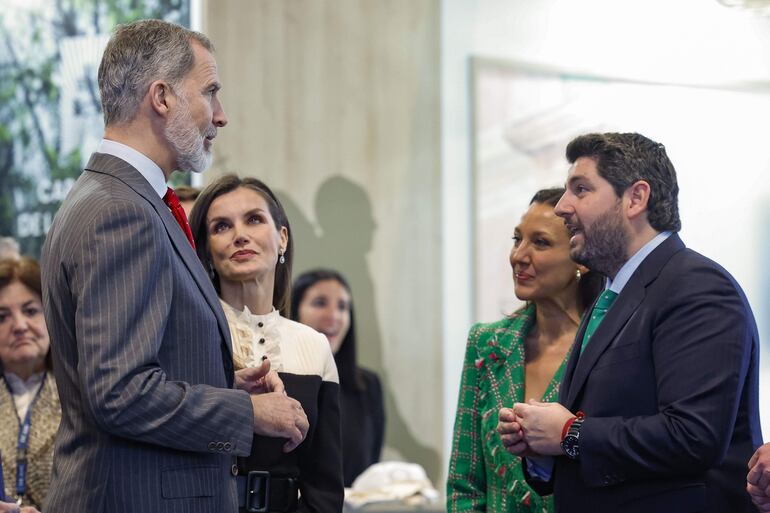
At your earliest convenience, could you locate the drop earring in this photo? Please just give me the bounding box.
[575,269,582,281]
[279,249,285,265]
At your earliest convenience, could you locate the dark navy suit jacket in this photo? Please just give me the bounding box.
[531,233,762,513]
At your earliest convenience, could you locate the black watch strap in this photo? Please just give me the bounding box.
[561,417,584,459]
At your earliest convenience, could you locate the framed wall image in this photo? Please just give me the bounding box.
[472,57,616,323]
[0,1,193,257]
[470,56,770,434]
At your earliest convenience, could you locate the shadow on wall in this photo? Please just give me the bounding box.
[277,176,441,483]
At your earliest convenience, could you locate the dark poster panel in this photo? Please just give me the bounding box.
[0,0,191,258]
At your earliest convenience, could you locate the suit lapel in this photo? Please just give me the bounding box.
[559,298,593,404]
[562,234,686,410]
[564,282,644,408]
[84,153,234,364]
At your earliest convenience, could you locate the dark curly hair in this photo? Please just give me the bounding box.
[566,132,680,232]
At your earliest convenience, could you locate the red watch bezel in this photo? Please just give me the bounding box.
[561,410,585,441]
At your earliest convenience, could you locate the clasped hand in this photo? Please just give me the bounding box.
[747,443,770,511]
[497,399,574,457]
[235,359,309,453]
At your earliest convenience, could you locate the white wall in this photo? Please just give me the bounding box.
[442,0,770,476]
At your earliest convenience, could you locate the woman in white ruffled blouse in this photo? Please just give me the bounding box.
[189,175,343,513]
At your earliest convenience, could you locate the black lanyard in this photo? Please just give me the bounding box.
[4,372,46,505]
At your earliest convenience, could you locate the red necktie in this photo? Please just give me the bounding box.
[163,187,196,250]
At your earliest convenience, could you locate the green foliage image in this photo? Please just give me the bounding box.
[0,0,190,257]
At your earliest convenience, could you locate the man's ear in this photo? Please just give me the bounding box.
[148,80,173,118]
[625,180,651,220]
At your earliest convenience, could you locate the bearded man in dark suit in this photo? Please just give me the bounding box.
[498,132,761,513]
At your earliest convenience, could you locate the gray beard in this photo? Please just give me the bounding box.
[165,98,213,174]
[571,204,628,279]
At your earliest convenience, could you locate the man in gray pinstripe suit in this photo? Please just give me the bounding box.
[40,20,309,513]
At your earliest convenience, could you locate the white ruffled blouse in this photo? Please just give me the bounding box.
[220,300,339,384]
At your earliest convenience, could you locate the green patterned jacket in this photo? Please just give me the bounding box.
[447,304,570,513]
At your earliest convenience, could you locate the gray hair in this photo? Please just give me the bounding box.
[0,236,20,260]
[98,19,214,126]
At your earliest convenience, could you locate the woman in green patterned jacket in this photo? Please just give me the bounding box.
[447,188,603,512]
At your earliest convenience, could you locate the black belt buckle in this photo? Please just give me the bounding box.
[246,470,270,513]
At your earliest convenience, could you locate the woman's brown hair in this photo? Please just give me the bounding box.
[0,256,52,370]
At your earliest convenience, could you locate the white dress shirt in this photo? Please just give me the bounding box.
[98,139,167,198]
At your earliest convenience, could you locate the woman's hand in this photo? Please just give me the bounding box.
[0,501,42,513]
[235,359,285,394]
[498,407,532,456]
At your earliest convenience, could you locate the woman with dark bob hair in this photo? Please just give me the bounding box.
[0,257,59,512]
[447,187,604,513]
[291,269,385,487]
[189,175,343,513]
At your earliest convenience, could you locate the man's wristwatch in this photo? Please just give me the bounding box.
[561,416,584,459]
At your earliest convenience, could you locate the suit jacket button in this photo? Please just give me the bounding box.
[231,464,239,476]
[216,442,225,451]
[224,442,232,451]
[208,442,216,451]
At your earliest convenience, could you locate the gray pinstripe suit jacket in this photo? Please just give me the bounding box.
[41,153,255,513]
